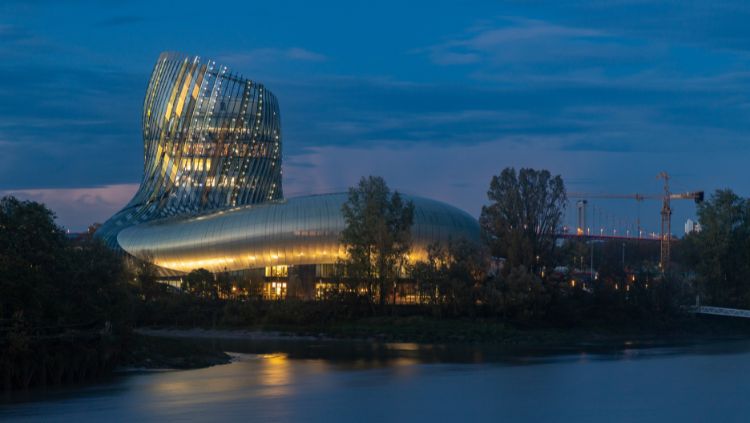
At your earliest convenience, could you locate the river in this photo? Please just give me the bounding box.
[2,337,750,422]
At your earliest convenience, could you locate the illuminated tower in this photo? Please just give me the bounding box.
[96,52,282,246]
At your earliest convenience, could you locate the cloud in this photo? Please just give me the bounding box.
[95,15,146,27]
[430,51,480,65]
[1,184,139,231]
[0,24,31,42]
[285,47,326,62]
[0,23,46,52]
[218,47,327,67]
[0,63,144,189]
[273,69,750,160]
[458,18,602,48]
[283,138,745,233]
[423,17,656,72]
[525,0,750,53]
[3,0,750,234]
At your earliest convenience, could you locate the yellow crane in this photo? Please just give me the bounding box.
[569,172,703,270]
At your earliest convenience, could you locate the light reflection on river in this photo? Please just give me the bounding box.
[3,338,750,422]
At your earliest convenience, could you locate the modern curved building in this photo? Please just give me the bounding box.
[98,52,480,300]
[117,193,479,273]
[97,52,282,247]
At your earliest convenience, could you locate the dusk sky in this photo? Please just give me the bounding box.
[1,0,748,233]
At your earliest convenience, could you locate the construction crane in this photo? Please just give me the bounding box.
[568,172,704,271]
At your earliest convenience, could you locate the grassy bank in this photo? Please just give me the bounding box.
[118,334,231,369]
[135,297,750,347]
[314,315,750,345]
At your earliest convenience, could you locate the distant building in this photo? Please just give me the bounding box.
[685,219,702,235]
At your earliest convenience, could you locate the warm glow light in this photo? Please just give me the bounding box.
[155,257,235,272]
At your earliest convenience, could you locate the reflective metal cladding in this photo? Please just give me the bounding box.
[117,193,480,273]
[97,52,282,247]
[98,52,481,274]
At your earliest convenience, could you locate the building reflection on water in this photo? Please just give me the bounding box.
[143,341,436,415]
[7,339,750,422]
[148,353,299,402]
[257,354,293,398]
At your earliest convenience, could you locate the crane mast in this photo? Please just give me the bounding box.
[658,172,671,271]
[568,172,703,273]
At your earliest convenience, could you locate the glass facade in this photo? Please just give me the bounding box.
[116,193,480,273]
[96,52,282,247]
[97,51,481,284]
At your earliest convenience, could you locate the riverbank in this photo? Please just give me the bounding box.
[118,334,231,370]
[134,313,750,351]
[8,337,750,421]
[5,315,748,394]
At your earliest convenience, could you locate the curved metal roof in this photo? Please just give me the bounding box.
[117,193,480,273]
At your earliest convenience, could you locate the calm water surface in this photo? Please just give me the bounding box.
[2,337,750,422]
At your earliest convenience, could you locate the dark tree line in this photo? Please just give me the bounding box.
[0,197,133,330]
[121,174,750,326]
[331,169,695,322]
[679,190,750,308]
[0,196,134,390]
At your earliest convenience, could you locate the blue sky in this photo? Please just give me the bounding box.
[1,0,749,232]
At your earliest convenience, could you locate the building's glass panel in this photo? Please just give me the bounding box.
[99,51,481,280]
[97,52,283,248]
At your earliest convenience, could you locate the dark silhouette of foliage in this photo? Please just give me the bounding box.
[485,266,551,322]
[183,268,217,299]
[480,168,566,273]
[412,238,489,315]
[340,176,414,306]
[134,251,165,301]
[0,196,132,327]
[684,189,750,307]
[0,196,133,390]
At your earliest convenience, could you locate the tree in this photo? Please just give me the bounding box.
[182,268,216,299]
[0,197,134,390]
[66,236,134,331]
[411,243,446,307]
[485,266,551,322]
[216,270,233,299]
[689,189,750,307]
[341,176,414,306]
[133,251,163,301]
[0,196,133,329]
[412,239,489,314]
[0,196,68,323]
[479,168,566,273]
